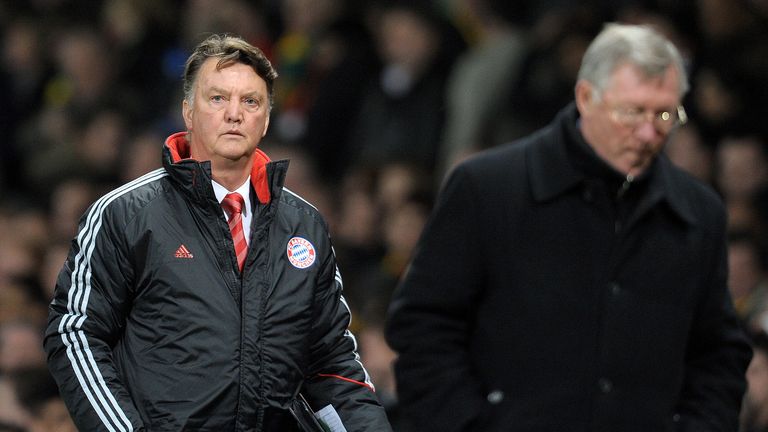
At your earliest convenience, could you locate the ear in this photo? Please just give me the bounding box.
[575,80,596,117]
[182,99,193,131]
[262,114,270,137]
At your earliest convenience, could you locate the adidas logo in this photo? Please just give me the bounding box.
[174,244,194,259]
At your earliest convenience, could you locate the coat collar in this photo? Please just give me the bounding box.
[162,132,287,206]
[527,103,697,226]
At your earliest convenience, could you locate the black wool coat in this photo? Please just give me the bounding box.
[385,104,752,432]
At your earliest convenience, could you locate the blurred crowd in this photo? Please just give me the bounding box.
[1,0,768,430]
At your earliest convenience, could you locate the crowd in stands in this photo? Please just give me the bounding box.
[1,0,768,430]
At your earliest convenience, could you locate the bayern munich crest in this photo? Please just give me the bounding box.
[286,237,316,269]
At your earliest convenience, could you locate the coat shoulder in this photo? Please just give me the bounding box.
[452,139,530,185]
[279,187,331,232]
[84,169,170,231]
[665,159,725,213]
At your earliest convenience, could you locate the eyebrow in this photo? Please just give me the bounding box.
[207,86,264,101]
[612,103,678,112]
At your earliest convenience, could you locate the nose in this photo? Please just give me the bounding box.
[226,99,242,123]
[634,120,658,141]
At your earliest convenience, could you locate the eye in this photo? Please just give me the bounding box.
[621,106,643,116]
[243,97,259,108]
[210,95,225,104]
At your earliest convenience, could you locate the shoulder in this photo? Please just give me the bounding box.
[447,129,547,191]
[277,188,335,264]
[86,169,171,230]
[659,157,726,229]
[664,158,722,206]
[279,187,330,230]
[456,141,524,174]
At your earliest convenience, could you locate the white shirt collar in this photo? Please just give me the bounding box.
[212,177,252,218]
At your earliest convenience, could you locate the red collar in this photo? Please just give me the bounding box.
[165,132,272,204]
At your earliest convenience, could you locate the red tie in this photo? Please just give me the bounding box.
[221,192,247,272]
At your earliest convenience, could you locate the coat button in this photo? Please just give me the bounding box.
[582,187,594,202]
[610,282,620,295]
[487,390,504,404]
[598,378,613,393]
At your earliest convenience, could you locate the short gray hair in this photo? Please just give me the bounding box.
[577,23,689,100]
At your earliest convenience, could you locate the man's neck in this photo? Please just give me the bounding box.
[211,161,251,192]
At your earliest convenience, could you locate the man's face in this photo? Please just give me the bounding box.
[182,58,270,168]
[576,63,682,177]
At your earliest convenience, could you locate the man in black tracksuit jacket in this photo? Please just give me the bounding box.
[44,34,391,431]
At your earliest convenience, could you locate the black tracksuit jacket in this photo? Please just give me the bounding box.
[44,132,391,431]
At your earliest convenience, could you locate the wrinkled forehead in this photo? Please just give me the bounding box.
[602,63,682,106]
[194,58,267,92]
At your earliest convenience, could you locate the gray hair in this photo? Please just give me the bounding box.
[183,33,278,110]
[577,23,689,100]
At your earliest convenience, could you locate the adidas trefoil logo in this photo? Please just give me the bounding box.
[174,244,194,259]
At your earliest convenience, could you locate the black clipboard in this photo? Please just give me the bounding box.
[289,393,328,432]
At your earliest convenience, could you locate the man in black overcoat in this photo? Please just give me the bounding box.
[385,23,752,432]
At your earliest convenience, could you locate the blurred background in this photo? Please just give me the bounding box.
[1,0,768,430]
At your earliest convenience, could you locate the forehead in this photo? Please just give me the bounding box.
[195,58,266,92]
[603,63,681,107]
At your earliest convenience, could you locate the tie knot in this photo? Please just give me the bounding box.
[222,192,245,215]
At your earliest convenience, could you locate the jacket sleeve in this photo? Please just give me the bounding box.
[675,207,752,432]
[43,200,145,432]
[384,165,490,432]
[302,239,393,431]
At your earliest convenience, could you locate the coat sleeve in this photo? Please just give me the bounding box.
[675,205,752,432]
[384,165,491,432]
[43,200,145,432]
[302,238,393,431]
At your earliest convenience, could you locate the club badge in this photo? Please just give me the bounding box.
[287,237,316,269]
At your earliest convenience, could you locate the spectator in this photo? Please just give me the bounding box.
[693,0,768,140]
[11,367,76,432]
[46,178,98,244]
[742,330,768,432]
[728,231,768,327]
[664,121,714,184]
[117,129,165,184]
[347,0,465,178]
[715,135,768,232]
[0,376,28,432]
[299,8,379,185]
[437,0,531,178]
[0,321,46,374]
[0,16,52,192]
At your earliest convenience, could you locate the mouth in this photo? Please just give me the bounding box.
[223,130,244,137]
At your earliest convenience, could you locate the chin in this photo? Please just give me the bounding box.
[217,142,252,155]
[629,164,650,177]
[224,152,251,162]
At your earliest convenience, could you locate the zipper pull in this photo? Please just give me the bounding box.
[617,174,633,199]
